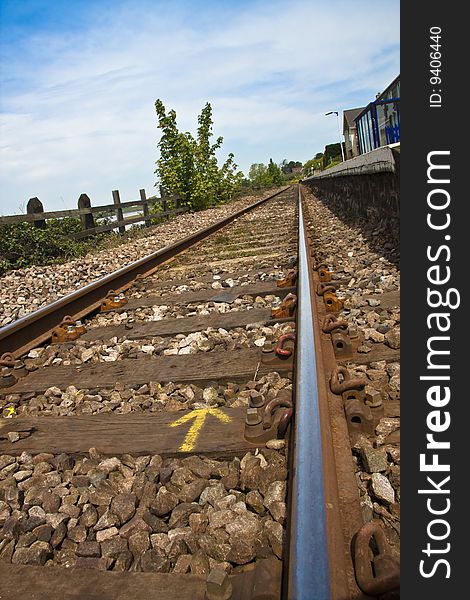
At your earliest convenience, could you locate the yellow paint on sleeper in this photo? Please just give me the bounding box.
[170,408,231,452]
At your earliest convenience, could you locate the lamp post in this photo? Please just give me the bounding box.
[325,111,345,162]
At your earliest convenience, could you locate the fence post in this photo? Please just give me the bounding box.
[140,189,151,227]
[78,193,95,233]
[27,197,46,229]
[112,190,125,234]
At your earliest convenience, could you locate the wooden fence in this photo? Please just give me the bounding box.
[0,189,186,239]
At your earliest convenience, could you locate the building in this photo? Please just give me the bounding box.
[343,107,364,159]
[353,75,400,155]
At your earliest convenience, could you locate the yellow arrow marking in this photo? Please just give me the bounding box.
[170,408,231,452]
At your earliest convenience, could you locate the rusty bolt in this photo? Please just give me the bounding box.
[262,340,274,353]
[205,568,233,600]
[0,370,17,388]
[246,408,262,426]
[365,387,383,408]
[348,324,359,339]
[249,391,265,408]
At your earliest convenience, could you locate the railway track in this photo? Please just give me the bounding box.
[0,185,400,599]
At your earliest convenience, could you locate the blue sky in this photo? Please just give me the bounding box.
[0,0,399,214]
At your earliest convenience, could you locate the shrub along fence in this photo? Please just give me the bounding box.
[0,189,185,239]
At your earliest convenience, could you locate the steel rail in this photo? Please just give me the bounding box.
[288,186,330,599]
[0,187,290,358]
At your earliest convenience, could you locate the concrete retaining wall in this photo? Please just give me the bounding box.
[302,145,400,239]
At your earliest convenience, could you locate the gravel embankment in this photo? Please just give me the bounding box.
[0,189,284,328]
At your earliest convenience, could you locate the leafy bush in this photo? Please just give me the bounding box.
[155,100,244,211]
[0,218,105,275]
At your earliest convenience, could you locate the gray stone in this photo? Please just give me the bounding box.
[76,541,101,558]
[169,502,201,528]
[50,521,67,547]
[119,516,151,539]
[226,512,261,539]
[197,533,231,562]
[100,535,128,558]
[226,532,257,565]
[190,550,211,575]
[167,538,188,562]
[214,495,236,511]
[263,481,286,509]
[375,418,400,437]
[32,524,53,542]
[150,487,179,516]
[1,515,25,541]
[0,456,15,470]
[220,466,239,491]
[245,490,265,514]
[385,326,400,349]
[264,520,283,559]
[128,531,150,558]
[267,501,286,524]
[12,541,51,565]
[207,510,235,533]
[140,547,170,572]
[17,532,36,548]
[173,553,192,574]
[360,447,389,473]
[113,550,133,571]
[265,439,286,450]
[94,510,120,531]
[360,495,374,522]
[385,446,401,464]
[239,457,287,495]
[181,456,212,479]
[370,474,395,504]
[178,478,207,503]
[150,533,169,550]
[171,467,196,489]
[67,525,87,543]
[96,527,119,542]
[199,482,227,507]
[42,492,61,514]
[110,493,136,524]
[189,512,208,534]
[45,513,68,529]
[80,504,98,528]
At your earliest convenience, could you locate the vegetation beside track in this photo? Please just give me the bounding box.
[0,189,281,276]
[0,218,109,276]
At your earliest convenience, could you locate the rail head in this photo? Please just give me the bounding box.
[288,185,330,599]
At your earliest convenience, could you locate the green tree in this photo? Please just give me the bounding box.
[248,163,270,188]
[154,99,194,206]
[155,100,243,210]
[267,158,283,185]
[323,143,342,169]
[303,156,323,175]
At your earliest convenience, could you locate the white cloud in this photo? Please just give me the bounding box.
[0,0,399,214]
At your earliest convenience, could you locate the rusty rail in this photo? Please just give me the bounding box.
[0,187,290,358]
